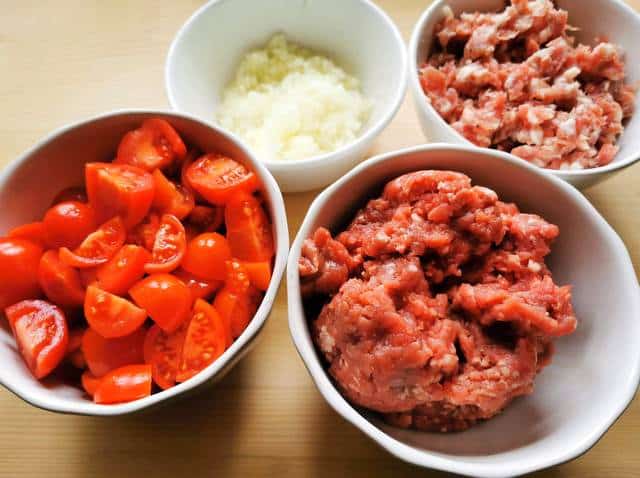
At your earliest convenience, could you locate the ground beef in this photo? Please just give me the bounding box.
[419,0,636,170]
[299,170,577,432]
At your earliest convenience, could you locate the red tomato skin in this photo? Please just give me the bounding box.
[93,364,152,404]
[38,249,85,308]
[84,285,148,339]
[181,232,231,281]
[173,269,221,301]
[85,162,155,229]
[129,273,192,333]
[81,371,101,396]
[0,238,43,310]
[82,327,146,377]
[186,205,224,233]
[43,201,97,249]
[8,222,47,246]
[240,261,272,291]
[225,193,274,262]
[94,245,150,296]
[5,300,69,379]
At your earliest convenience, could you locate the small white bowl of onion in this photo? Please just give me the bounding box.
[166,0,408,193]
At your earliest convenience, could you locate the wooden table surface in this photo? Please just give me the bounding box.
[0,1,638,477]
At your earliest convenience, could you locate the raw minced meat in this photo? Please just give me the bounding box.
[419,0,636,170]
[299,170,577,432]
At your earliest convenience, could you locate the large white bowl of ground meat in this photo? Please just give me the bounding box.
[287,144,640,477]
[409,0,640,189]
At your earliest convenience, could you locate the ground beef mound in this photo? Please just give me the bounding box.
[419,0,636,170]
[299,170,577,432]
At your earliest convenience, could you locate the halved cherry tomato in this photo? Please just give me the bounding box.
[66,327,86,369]
[59,216,126,268]
[0,238,43,310]
[81,371,101,396]
[38,249,85,308]
[225,193,274,261]
[52,186,88,205]
[129,274,191,333]
[213,260,261,342]
[144,214,186,274]
[187,205,224,233]
[174,269,221,301]
[181,232,231,281]
[82,327,146,377]
[85,162,154,229]
[152,169,194,220]
[127,213,160,251]
[84,285,147,338]
[4,300,68,379]
[143,323,187,390]
[93,245,150,295]
[240,261,272,291]
[43,201,97,249]
[93,364,152,404]
[8,222,47,246]
[115,118,186,172]
[184,154,258,205]
[176,299,227,383]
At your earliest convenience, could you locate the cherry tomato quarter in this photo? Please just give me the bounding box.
[85,162,154,229]
[184,154,258,205]
[225,193,274,262]
[94,245,150,295]
[173,269,221,301]
[93,364,152,404]
[176,299,227,383]
[129,274,191,333]
[152,169,195,220]
[81,371,101,397]
[82,327,146,377]
[143,323,187,390]
[38,249,85,308]
[4,300,68,379]
[84,285,147,338]
[59,216,126,268]
[144,214,186,274]
[115,118,186,172]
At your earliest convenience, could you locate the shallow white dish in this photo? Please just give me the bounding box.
[287,143,640,477]
[166,0,407,193]
[408,0,640,189]
[0,110,289,416]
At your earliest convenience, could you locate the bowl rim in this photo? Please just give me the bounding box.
[286,142,640,477]
[0,108,290,416]
[407,0,640,179]
[164,0,408,171]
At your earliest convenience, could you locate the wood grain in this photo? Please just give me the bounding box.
[0,1,638,477]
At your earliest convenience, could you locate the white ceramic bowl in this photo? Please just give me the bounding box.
[408,0,640,189]
[166,0,407,193]
[287,143,640,477]
[0,110,289,416]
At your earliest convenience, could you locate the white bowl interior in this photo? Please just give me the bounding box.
[411,0,640,183]
[0,111,289,415]
[168,0,404,134]
[288,144,640,477]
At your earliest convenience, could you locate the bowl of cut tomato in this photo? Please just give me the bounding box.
[0,110,288,414]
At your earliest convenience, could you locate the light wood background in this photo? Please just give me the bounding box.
[0,1,638,477]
